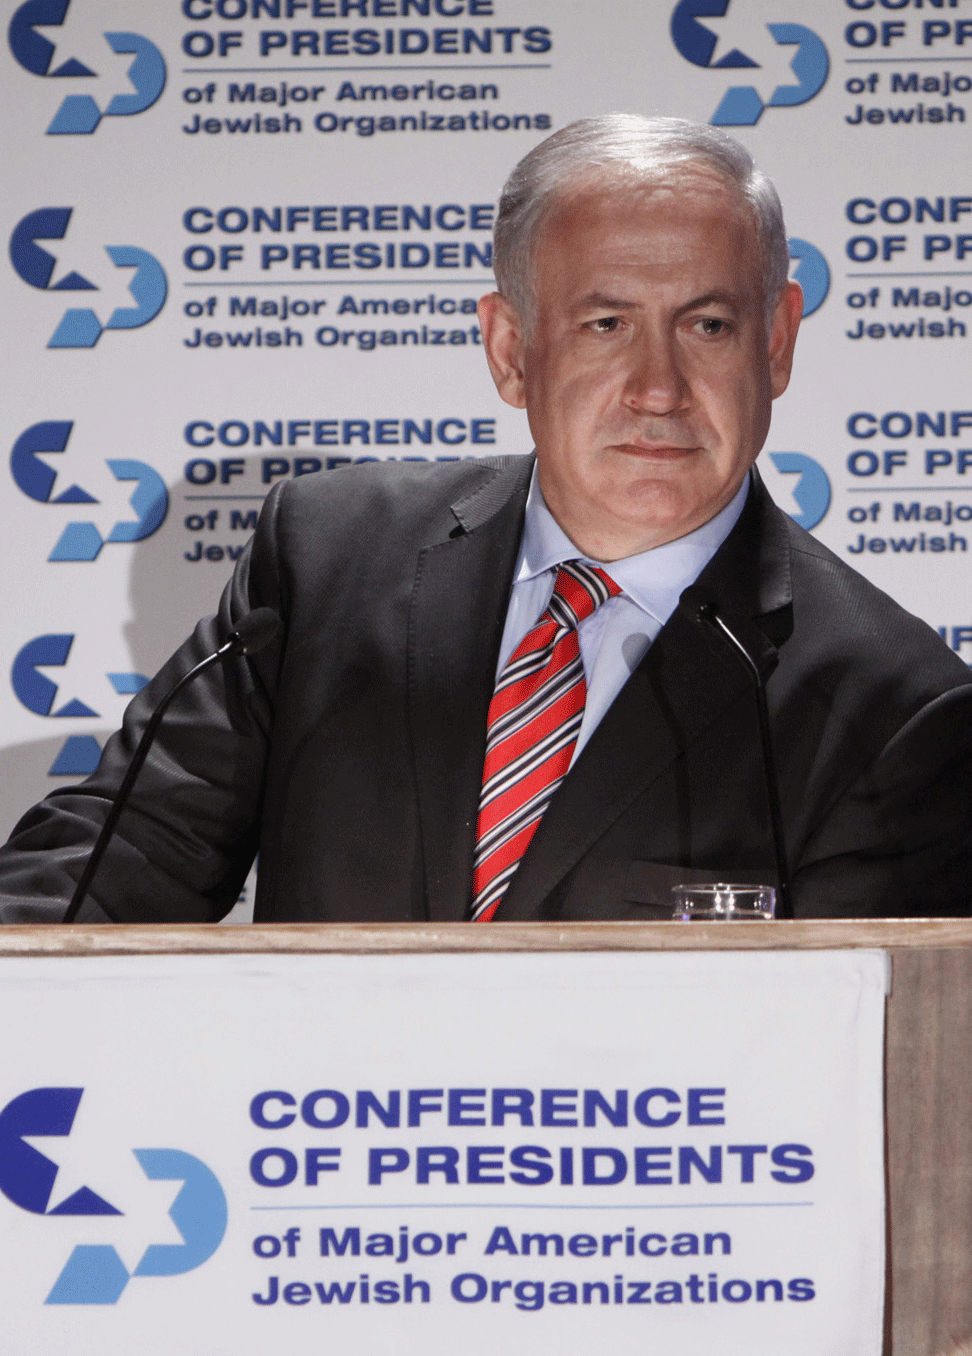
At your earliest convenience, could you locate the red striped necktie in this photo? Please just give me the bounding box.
[470,560,622,922]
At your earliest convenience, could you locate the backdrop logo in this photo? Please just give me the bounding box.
[8,0,166,134]
[767,452,831,530]
[11,634,148,776]
[9,208,167,347]
[789,238,830,318]
[0,1087,227,1304]
[670,1,828,125]
[11,421,168,560]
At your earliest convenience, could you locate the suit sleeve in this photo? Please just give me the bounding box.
[0,485,289,924]
[792,683,972,918]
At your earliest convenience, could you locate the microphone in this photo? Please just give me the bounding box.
[61,607,282,924]
[681,588,793,920]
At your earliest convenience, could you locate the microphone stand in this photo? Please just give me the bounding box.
[695,601,794,921]
[62,610,280,924]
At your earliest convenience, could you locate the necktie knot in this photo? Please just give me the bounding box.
[549,560,622,631]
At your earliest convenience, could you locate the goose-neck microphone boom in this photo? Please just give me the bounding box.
[62,607,282,924]
[682,590,793,920]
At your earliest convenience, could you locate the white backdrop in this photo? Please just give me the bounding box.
[3,0,971,836]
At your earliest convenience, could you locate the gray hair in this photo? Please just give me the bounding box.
[492,114,790,327]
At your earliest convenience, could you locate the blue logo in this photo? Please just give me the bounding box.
[8,0,166,134]
[11,421,168,560]
[10,634,148,776]
[0,1087,227,1304]
[670,1,828,125]
[789,238,830,318]
[9,208,167,347]
[768,452,831,530]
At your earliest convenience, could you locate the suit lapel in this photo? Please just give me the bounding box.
[496,471,795,921]
[408,457,533,921]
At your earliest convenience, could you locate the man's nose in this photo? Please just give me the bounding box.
[623,336,687,416]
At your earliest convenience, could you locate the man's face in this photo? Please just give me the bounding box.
[478,169,802,560]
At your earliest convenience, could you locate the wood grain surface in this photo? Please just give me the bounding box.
[0,917,971,955]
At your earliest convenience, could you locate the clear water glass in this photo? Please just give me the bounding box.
[672,883,776,921]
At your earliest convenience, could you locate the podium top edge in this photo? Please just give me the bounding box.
[0,919,968,956]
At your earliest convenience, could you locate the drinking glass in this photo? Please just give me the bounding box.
[672,883,776,921]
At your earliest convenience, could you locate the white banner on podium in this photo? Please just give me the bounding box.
[0,947,886,1353]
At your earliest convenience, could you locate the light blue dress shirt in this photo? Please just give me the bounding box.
[496,468,750,767]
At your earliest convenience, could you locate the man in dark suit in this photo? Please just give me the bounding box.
[2,115,971,923]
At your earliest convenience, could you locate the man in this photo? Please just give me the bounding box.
[1,115,970,923]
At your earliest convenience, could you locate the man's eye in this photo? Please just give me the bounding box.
[590,316,621,333]
[696,317,728,336]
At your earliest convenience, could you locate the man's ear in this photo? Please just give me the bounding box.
[768,279,803,400]
[477,292,527,409]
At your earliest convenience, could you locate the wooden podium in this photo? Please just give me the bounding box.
[2,917,969,1356]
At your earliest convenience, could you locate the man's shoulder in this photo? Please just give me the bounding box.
[249,453,533,564]
[778,506,971,692]
[275,453,531,521]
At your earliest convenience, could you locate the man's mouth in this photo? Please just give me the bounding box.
[611,441,699,458]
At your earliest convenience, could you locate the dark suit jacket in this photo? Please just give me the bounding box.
[2,455,971,922]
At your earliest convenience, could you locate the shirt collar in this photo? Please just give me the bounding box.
[515,465,750,628]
